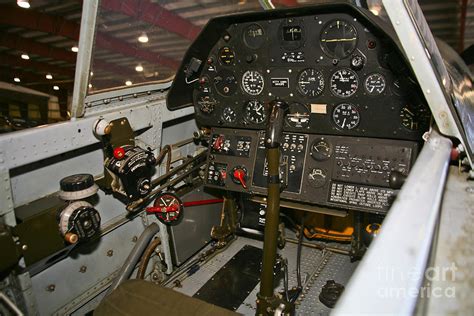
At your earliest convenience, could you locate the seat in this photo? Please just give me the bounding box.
[94,279,239,316]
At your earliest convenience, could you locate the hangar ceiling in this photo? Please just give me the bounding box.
[0,0,472,104]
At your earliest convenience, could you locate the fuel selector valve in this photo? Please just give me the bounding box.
[231,166,248,189]
[57,174,101,244]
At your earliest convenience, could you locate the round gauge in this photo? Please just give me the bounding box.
[197,95,217,114]
[297,68,325,97]
[285,103,310,128]
[279,19,305,50]
[400,103,431,131]
[242,70,264,96]
[244,100,266,124]
[332,103,360,130]
[243,23,265,49]
[307,168,328,188]
[320,20,358,59]
[214,70,237,96]
[330,69,359,98]
[310,138,333,161]
[219,46,235,65]
[151,192,183,225]
[221,107,237,123]
[365,73,386,95]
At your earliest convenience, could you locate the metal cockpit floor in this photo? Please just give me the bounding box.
[170,235,358,315]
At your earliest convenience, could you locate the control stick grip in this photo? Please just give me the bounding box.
[265,100,289,149]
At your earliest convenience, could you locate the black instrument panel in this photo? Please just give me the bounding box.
[188,11,430,141]
[205,128,418,214]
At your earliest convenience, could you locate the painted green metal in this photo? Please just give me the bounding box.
[0,224,21,272]
[257,147,283,315]
[13,205,66,266]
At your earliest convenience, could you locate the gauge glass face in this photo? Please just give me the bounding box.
[243,24,265,49]
[222,107,237,123]
[307,168,327,188]
[365,73,386,95]
[400,104,431,131]
[330,69,359,98]
[219,46,235,65]
[245,100,266,124]
[279,20,305,50]
[197,95,217,114]
[297,68,324,97]
[242,70,264,96]
[285,103,310,128]
[320,20,358,59]
[332,103,360,130]
[310,138,332,161]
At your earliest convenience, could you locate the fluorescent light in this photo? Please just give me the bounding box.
[88,83,92,88]
[17,0,30,9]
[135,64,143,72]
[14,77,20,83]
[125,80,132,86]
[21,53,29,60]
[71,46,78,53]
[138,32,148,43]
[46,73,53,80]
[90,71,93,76]
[53,85,59,91]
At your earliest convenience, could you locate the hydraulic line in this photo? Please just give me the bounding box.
[107,223,159,294]
[136,237,162,279]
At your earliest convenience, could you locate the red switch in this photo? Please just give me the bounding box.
[232,168,247,189]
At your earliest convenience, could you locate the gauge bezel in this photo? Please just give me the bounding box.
[243,23,266,50]
[297,68,325,97]
[244,100,267,124]
[218,46,235,65]
[330,68,359,98]
[332,103,360,130]
[278,18,306,51]
[320,19,358,60]
[285,102,310,128]
[241,70,265,96]
[364,73,386,95]
[221,107,237,123]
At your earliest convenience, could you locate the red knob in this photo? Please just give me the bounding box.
[233,168,247,189]
[113,147,125,159]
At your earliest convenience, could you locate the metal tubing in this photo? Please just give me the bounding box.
[107,223,160,294]
[137,237,162,279]
[258,148,281,304]
[71,0,98,118]
[285,238,350,256]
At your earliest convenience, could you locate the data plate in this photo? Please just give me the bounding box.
[328,181,395,211]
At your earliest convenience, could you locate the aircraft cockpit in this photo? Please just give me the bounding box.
[0,1,472,315]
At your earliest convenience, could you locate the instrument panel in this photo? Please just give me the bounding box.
[167,4,431,213]
[188,11,430,141]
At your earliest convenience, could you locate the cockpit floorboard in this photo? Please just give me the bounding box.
[171,235,358,315]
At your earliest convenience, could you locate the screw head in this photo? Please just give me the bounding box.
[132,236,138,242]
[47,284,55,292]
[79,266,87,273]
[21,244,28,251]
[107,250,114,257]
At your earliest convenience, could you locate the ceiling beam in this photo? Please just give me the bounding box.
[0,53,75,78]
[0,4,180,70]
[99,0,202,41]
[0,33,134,77]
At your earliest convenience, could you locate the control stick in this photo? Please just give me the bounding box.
[257,100,292,315]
